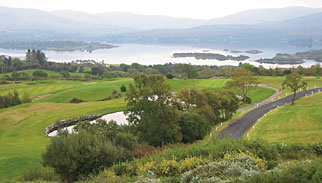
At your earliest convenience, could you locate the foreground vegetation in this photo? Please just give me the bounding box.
[13,138,322,183]
[1,62,322,182]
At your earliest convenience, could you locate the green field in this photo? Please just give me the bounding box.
[0,77,279,180]
[0,99,126,179]
[259,76,322,97]
[0,69,89,78]
[249,93,322,144]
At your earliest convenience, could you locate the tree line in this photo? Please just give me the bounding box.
[1,50,322,82]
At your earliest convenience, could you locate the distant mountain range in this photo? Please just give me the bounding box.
[1,6,322,47]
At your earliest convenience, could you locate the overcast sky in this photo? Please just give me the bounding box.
[0,0,322,19]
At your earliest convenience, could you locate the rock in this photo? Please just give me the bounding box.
[45,114,103,135]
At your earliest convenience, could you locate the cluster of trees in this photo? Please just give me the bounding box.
[0,91,32,109]
[25,49,47,65]
[42,73,240,182]
[109,62,322,79]
[125,73,239,146]
[2,70,49,81]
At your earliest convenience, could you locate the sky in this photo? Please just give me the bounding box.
[0,0,322,19]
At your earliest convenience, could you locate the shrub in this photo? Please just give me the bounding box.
[60,71,70,78]
[179,157,209,173]
[244,96,252,104]
[181,153,263,183]
[42,131,124,182]
[70,98,84,103]
[120,85,127,92]
[166,73,174,79]
[240,159,322,183]
[0,80,10,84]
[21,92,32,103]
[23,167,59,182]
[32,70,48,78]
[0,90,22,109]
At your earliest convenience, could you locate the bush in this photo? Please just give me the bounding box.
[243,96,252,104]
[23,167,59,182]
[60,71,70,78]
[0,90,22,109]
[182,153,264,183]
[32,70,48,78]
[0,80,10,84]
[42,131,124,182]
[240,159,322,183]
[70,98,84,103]
[166,73,174,79]
[120,85,127,92]
[21,92,32,103]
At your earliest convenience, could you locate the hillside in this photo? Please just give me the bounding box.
[209,6,322,25]
[1,6,322,45]
[249,93,322,144]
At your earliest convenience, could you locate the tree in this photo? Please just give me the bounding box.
[225,68,259,103]
[282,73,307,105]
[179,112,208,143]
[30,49,39,65]
[91,66,105,76]
[25,49,31,63]
[79,66,84,73]
[179,64,197,78]
[125,73,182,146]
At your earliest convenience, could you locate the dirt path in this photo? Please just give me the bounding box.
[32,94,52,102]
[221,87,322,139]
[237,84,282,112]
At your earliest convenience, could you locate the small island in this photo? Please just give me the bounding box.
[0,41,117,52]
[256,53,305,64]
[224,49,263,54]
[256,49,322,64]
[173,52,250,61]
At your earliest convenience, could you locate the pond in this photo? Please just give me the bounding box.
[47,111,128,137]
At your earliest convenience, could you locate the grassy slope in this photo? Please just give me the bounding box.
[0,69,88,78]
[0,69,62,77]
[249,93,322,144]
[259,76,322,97]
[0,99,126,179]
[0,77,277,179]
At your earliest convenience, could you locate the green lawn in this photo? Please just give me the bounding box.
[248,93,322,144]
[42,78,133,103]
[259,76,322,98]
[0,99,126,179]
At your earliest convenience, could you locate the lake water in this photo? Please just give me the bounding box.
[1,43,321,68]
[48,111,129,137]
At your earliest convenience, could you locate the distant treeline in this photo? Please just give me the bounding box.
[1,50,322,81]
[0,41,116,52]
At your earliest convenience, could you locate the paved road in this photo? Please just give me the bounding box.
[237,84,282,113]
[221,87,322,139]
